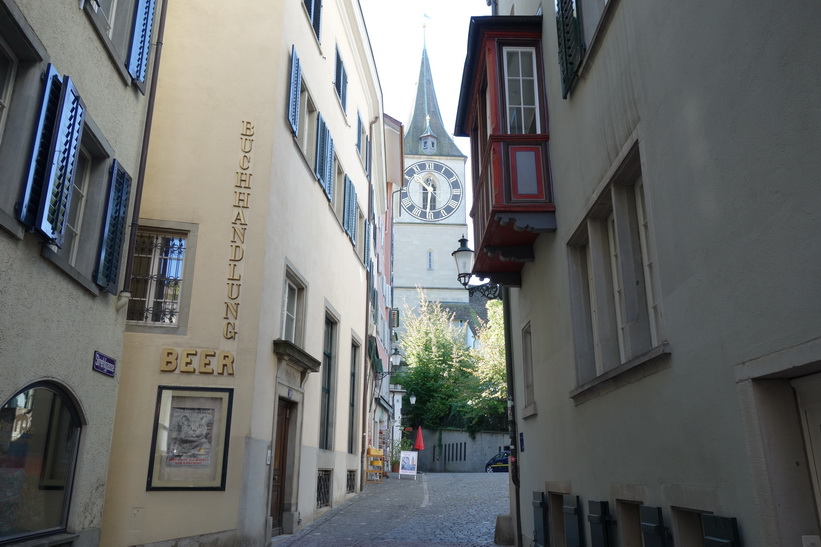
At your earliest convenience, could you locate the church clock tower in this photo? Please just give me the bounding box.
[394,44,469,320]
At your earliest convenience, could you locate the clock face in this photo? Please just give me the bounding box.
[400,161,463,222]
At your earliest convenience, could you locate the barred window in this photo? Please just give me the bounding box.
[346,469,356,494]
[316,469,331,508]
[127,230,186,324]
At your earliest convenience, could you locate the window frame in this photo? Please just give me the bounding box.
[0,4,48,239]
[567,142,668,400]
[125,219,198,335]
[502,46,541,134]
[319,314,337,451]
[0,33,17,145]
[0,382,83,544]
[83,0,157,88]
[334,46,348,113]
[281,268,307,346]
[348,341,359,454]
[522,322,536,416]
[303,0,322,41]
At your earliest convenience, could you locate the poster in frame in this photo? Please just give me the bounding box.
[146,386,233,490]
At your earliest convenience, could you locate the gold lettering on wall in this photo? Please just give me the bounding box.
[222,120,255,342]
[159,347,235,376]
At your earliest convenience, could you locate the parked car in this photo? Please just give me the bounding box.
[485,451,509,473]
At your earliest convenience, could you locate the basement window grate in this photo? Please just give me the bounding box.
[346,470,356,493]
[317,469,331,508]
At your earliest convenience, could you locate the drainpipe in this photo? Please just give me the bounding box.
[120,0,168,297]
[501,286,523,546]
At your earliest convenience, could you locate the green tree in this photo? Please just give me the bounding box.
[394,291,507,434]
[394,291,475,430]
[464,299,507,431]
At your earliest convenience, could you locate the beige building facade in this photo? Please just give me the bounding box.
[457,1,821,546]
[100,1,395,545]
[0,0,158,544]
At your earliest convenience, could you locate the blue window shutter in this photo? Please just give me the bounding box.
[128,0,156,83]
[37,75,85,247]
[356,115,363,154]
[324,132,334,199]
[95,160,132,294]
[365,136,372,180]
[343,176,353,237]
[315,113,326,183]
[341,65,348,112]
[288,45,301,136]
[364,220,371,263]
[350,185,357,245]
[312,0,322,39]
[18,65,62,228]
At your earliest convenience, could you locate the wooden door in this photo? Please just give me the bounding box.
[270,399,291,534]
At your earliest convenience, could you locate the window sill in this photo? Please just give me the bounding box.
[570,343,671,405]
[10,532,78,547]
[41,246,101,296]
[521,402,537,419]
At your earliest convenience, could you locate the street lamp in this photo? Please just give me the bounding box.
[409,393,417,405]
[452,236,501,299]
[390,347,402,371]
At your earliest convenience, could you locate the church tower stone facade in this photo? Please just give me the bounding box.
[394,45,469,320]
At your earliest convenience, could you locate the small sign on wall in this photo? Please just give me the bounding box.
[93,351,116,377]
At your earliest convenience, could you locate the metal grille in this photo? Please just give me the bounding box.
[316,469,331,508]
[127,231,185,324]
[346,470,356,494]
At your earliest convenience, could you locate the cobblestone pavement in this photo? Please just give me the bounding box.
[274,472,510,546]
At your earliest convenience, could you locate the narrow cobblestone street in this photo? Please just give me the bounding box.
[274,473,510,546]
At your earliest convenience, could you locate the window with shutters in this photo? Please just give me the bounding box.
[303,0,322,41]
[14,64,133,294]
[334,47,347,113]
[281,269,306,345]
[314,112,335,196]
[357,114,365,157]
[567,144,667,397]
[354,205,365,259]
[84,0,157,85]
[319,315,337,450]
[342,176,358,244]
[0,11,48,236]
[555,0,585,98]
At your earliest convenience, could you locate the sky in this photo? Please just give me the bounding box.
[358,0,491,247]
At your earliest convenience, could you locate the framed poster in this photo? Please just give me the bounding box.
[147,386,233,490]
[398,450,418,480]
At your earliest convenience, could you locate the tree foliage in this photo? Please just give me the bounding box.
[394,291,507,434]
[464,299,507,429]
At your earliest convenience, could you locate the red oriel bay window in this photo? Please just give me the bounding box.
[455,16,555,285]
